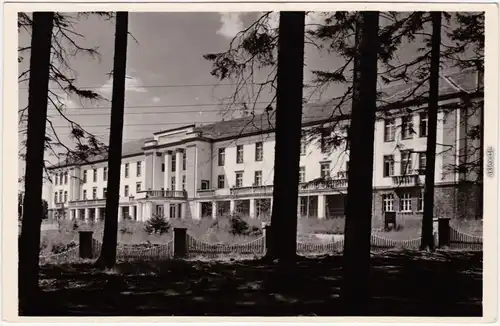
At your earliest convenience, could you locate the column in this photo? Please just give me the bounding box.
[144,201,153,220]
[164,203,171,219]
[84,208,90,223]
[180,203,186,219]
[211,201,217,219]
[129,205,135,220]
[75,209,80,220]
[175,149,183,190]
[95,207,100,221]
[137,203,143,221]
[230,200,235,215]
[118,206,123,221]
[249,198,256,218]
[164,151,172,189]
[318,195,326,219]
[297,199,301,219]
[197,202,203,219]
[70,209,75,220]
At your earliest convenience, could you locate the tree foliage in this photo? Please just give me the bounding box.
[18,12,113,183]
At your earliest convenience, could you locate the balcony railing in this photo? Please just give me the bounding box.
[230,185,273,196]
[68,198,105,207]
[136,190,187,200]
[197,189,215,197]
[300,177,348,191]
[392,174,420,186]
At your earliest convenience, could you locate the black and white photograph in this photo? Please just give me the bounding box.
[5,4,498,320]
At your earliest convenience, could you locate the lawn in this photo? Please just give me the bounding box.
[31,250,482,316]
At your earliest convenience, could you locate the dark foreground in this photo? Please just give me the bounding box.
[30,250,482,316]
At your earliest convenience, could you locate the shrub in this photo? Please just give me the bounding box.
[228,214,250,236]
[143,214,171,235]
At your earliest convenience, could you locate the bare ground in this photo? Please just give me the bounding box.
[30,249,482,316]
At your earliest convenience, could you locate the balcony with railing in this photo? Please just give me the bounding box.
[230,185,274,196]
[300,176,348,191]
[68,198,105,207]
[135,190,187,200]
[391,172,421,187]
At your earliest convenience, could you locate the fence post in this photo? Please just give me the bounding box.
[432,217,439,248]
[438,217,451,248]
[262,222,271,254]
[79,230,93,259]
[173,227,187,258]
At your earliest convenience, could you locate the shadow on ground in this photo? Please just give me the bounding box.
[31,250,482,316]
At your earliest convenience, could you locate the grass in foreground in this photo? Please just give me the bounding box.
[32,250,482,316]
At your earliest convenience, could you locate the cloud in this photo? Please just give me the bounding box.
[151,96,161,103]
[216,12,244,39]
[98,75,148,95]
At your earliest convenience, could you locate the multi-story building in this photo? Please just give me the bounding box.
[44,69,483,222]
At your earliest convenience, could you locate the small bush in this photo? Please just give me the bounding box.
[228,214,250,236]
[143,214,171,235]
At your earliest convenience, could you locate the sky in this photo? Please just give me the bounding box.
[17,11,463,173]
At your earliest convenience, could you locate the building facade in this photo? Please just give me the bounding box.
[44,70,483,222]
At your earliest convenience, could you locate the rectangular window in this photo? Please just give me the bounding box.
[419,112,428,137]
[299,166,305,183]
[161,163,165,172]
[201,180,210,190]
[171,177,176,190]
[54,192,58,203]
[418,152,427,175]
[124,185,129,197]
[136,182,142,193]
[417,191,424,212]
[217,175,225,189]
[103,188,107,199]
[300,133,306,155]
[400,192,412,212]
[384,119,395,142]
[103,167,108,181]
[137,161,142,177]
[218,148,225,166]
[299,197,308,217]
[83,170,87,183]
[93,169,97,182]
[54,174,58,185]
[383,155,395,177]
[236,145,244,164]
[59,173,64,185]
[402,115,414,139]
[255,142,263,161]
[320,128,333,153]
[182,175,186,190]
[382,193,394,212]
[235,172,243,188]
[124,163,129,178]
[171,155,176,172]
[400,150,413,175]
[83,189,87,200]
[64,191,67,202]
[254,170,262,186]
[182,152,187,170]
[92,187,97,199]
[320,163,330,178]
[59,191,63,203]
[64,172,68,185]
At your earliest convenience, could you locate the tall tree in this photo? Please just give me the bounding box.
[265,12,305,261]
[420,12,442,250]
[95,12,129,269]
[18,12,54,315]
[340,12,380,314]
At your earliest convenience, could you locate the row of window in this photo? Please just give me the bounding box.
[383,151,426,177]
[217,142,264,166]
[384,113,428,142]
[54,172,68,186]
[382,192,424,213]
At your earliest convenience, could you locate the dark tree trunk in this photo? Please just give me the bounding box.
[18,12,54,315]
[95,12,129,269]
[420,12,441,251]
[340,12,379,315]
[265,12,305,262]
